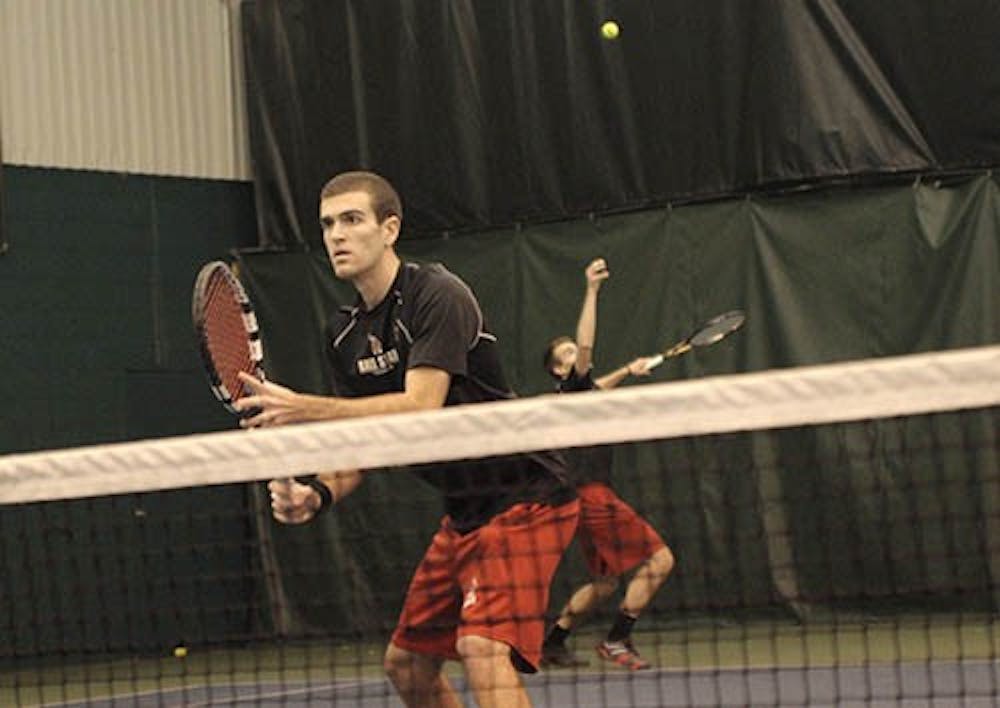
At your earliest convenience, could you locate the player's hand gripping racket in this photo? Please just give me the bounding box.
[192,260,265,415]
[647,310,746,369]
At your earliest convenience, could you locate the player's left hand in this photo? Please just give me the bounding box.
[268,478,321,524]
[585,258,610,289]
[234,372,310,427]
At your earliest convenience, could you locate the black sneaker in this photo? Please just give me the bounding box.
[540,643,590,668]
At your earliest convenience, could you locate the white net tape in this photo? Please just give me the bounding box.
[1,345,998,504]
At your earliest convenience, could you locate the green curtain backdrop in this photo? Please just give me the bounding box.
[236,174,999,636]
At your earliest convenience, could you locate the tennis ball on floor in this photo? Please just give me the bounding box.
[173,645,188,659]
[601,20,620,40]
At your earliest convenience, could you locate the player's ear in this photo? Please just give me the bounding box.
[382,214,401,247]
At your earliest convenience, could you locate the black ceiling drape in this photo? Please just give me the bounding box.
[242,0,1000,247]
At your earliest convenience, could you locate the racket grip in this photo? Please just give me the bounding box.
[646,354,665,370]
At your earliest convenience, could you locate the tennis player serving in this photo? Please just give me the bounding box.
[540,258,675,671]
[234,171,578,708]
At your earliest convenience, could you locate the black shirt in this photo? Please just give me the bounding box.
[325,261,574,532]
[555,369,614,486]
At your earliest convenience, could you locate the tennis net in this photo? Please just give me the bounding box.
[1,345,998,707]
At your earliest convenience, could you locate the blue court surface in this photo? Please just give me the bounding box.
[45,660,1000,707]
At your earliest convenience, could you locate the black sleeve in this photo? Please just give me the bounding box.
[407,270,481,376]
[557,369,596,393]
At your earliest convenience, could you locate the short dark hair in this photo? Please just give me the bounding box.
[543,336,573,377]
[320,171,403,224]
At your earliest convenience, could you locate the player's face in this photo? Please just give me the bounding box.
[550,340,578,379]
[320,191,399,281]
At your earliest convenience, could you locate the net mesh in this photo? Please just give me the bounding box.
[200,268,255,402]
[1,346,998,707]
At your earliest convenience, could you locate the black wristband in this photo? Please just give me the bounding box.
[293,475,334,513]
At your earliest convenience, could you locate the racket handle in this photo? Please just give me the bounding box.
[646,354,665,370]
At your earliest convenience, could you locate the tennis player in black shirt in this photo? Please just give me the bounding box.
[235,171,578,708]
[539,258,675,671]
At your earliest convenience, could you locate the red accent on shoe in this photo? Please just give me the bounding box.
[596,640,651,670]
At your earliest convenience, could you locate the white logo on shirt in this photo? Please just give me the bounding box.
[462,578,479,609]
[356,334,400,376]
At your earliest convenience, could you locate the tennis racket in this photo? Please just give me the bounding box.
[647,310,746,369]
[192,260,265,415]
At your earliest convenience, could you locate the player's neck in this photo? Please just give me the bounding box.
[354,252,402,310]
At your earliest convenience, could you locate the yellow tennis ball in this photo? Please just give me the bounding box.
[173,646,188,658]
[601,20,620,40]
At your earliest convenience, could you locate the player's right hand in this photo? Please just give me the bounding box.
[586,258,610,288]
[268,478,323,524]
[627,357,655,377]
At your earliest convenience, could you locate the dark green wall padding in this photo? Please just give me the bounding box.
[0,167,262,656]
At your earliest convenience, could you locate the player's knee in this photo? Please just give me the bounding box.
[593,574,619,598]
[383,642,416,682]
[650,545,675,577]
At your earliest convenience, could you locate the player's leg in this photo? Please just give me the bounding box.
[579,483,672,670]
[554,574,620,631]
[388,524,464,706]
[621,545,675,617]
[541,574,618,667]
[597,544,675,670]
[384,642,462,708]
[456,635,531,708]
[541,482,616,666]
[456,498,579,702]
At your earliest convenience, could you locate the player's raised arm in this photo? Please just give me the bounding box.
[574,258,609,376]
